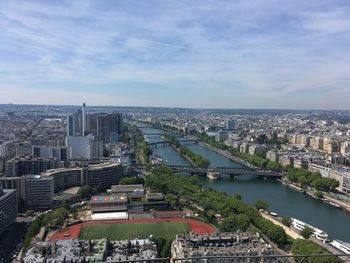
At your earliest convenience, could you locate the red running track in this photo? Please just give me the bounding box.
[50,218,216,241]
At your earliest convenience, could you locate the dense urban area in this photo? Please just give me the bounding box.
[1,103,350,262]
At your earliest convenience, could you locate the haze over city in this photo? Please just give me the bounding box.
[1,0,350,109]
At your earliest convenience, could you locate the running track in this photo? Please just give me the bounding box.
[51,218,216,241]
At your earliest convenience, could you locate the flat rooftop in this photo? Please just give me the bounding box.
[91,194,127,204]
[111,184,144,193]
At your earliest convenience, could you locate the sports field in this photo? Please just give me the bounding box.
[79,221,190,240]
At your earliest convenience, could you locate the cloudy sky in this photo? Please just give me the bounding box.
[0,0,350,109]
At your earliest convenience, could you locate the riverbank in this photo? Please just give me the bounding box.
[162,135,210,168]
[279,178,350,212]
[260,212,303,240]
[198,141,257,169]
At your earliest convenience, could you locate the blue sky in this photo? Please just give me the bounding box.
[0,0,350,109]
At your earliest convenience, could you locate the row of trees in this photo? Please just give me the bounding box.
[287,167,339,191]
[163,135,210,168]
[23,207,70,250]
[146,166,288,247]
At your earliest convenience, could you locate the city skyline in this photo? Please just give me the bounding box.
[1,0,350,109]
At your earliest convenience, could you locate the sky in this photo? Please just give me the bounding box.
[0,0,350,109]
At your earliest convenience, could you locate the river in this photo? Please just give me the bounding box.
[142,127,350,242]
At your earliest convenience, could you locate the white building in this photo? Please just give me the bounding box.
[66,136,102,160]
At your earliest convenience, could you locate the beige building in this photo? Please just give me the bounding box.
[310,137,324,150]
[323,138,340,154]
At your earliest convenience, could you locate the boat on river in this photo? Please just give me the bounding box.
[291,218,328,241]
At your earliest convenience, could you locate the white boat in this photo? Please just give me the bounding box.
[291,218,328,241]
[330,240,350,254]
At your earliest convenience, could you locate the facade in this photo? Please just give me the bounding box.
[0,188,17,235]
[32,146,69,162]
[324,138,340,154]
[279,155,294,167]
[225,120,235,130]
[21,175,54,209]
[310,137,324,150]
[171,232,274,263]
[240,143,249,154]
[5,156,60,177]
[66,136,96,160]
[97,113,123,143]
[266,150,279,163]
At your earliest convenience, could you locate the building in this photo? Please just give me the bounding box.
[91,194,128,220]
[66,135,102,160]
[67,107,84,137]
[293,158,308,169]
[32,146,69,162]
[225,120,235,130]
[266,150,279,163]
[23,238,157,263]
[279,155,294,167]
[215,130,228,142]
[44,162,123,193]
[310,137,324,150]
[171,232,275,263]
[21,175,54,209]
[0,188,17,235]
[111,184,144,200]
[5,156,60,177]
[341,141,350,156]
[97,113,123,143]
[240,143,249,154]
[248,145,267,157]
[324,138,340,154]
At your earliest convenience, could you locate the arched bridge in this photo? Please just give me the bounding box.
[149,139,198,147]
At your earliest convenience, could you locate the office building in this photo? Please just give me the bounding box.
[97,113,123,143]
[5,156,60,177]
[225,120,235,130]
[66,136,97,160]
[32,146,69,162]
[0,188,17,235]
[43,162,123,193]
[67,107,84,137]
[21,175,54,209]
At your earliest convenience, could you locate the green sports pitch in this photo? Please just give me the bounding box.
[79,222,190,240]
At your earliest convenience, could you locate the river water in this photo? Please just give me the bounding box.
[142,127,350,242]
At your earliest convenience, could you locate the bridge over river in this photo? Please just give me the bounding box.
[132,164,283,179]
[148,139,198,147]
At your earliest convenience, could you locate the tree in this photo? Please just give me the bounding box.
[255,199,269,210]
[79,185,92,199]
[314,191,323,199]
[292,239,341,263]
[119,177,145,185]
[234,193,242,200]
[282,217,292,227]
[300,226,313,239]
